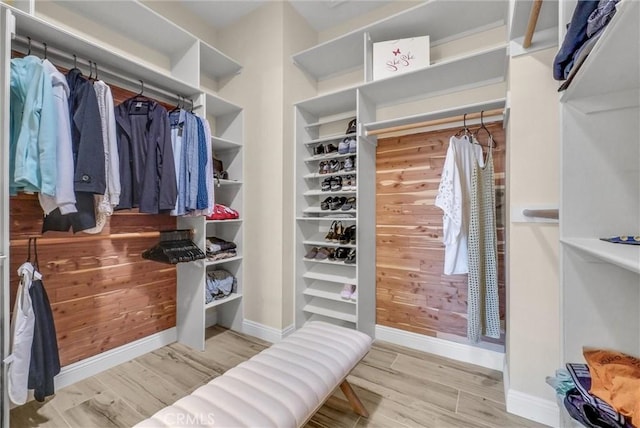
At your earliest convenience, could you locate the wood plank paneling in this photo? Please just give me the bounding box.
[376,123,506,342]
[8,58,179,366]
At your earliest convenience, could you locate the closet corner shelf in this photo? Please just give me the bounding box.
[304,132,356,146]
[205,292,243,310]
[302,303,357,323]
[204,91,242,116]
[291,0,506,81]
[560,0,639,111]
[303,287,357,305]
[561,238,640,274]
[295,87,358,118]
[304,112,357,130]
[211,136,242,151]
[204,255,243,267]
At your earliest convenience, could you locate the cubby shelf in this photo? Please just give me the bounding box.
[303,270,357,285]
[304,152,356,163]
[212,137,242,151]
[302,304,357,323]
[303,258,356,267]
[304,132,356,146]
[303,285,356,305]
[296,217,357,222]
[291,0,506,80]
[206,219,242,224]
[303,189,356,196]
[205,293,243,310]
[304,171,357,179]
[204,255,243,267]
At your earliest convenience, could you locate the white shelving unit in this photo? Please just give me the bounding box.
[0,1,245,359]
[559,0,640,365]
[293,0,509,339]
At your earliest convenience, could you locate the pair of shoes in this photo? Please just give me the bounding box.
[318,161,330,175]
[344,248,356,264]
[321,196,347,210]
[313,144,324,156]
[345,118,357,134]
[334,247,351,260]
[321,177,332,192]
[330,176,342,191]
[206,204,239,220]
[341,284,356,300]
[304,246,336,260]
[338,137,355,155]
[328,159,342,173]
[341,197,356,211]
[339,225,356,244]
[343,156,356,172]
[342,174,356,191]
[325,221,343,242]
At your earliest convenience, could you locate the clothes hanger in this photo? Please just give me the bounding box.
[27,36,31,56]
[454,113,470,138]
[42,42,47,60]
[87,61,94,81]
[472,111,495,148]
[169,95,183,115]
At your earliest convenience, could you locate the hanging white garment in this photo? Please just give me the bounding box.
[38,59,77,215]
[435,135,483,275]
[467,136,501,342]
[84,80,121,234]
[4,262,39,405]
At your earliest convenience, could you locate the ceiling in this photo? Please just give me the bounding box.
[180,0,394,32]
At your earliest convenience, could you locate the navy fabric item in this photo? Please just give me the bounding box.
[553,0,599,80]
[587,0,619,37]
[28,278,61,402]
[42,192,96,233]
[195,116,208,211]
[115,98,177,214]
[564,388,627,428]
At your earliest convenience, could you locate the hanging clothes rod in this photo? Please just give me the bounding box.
[365,107,504,137]
[523,0,544,49]
[9,231,162,247]
[522,208,558,220]
[12,35,201,108]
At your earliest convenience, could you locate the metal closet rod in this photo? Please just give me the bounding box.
[365,107,504,137]
[13,34,201,108]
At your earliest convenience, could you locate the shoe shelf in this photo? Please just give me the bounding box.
[304,111,357,129]
[214,179,243,187]
[304,132,357,146]
[206,219,243,224]
[304,207,356,214]
[304,282,357,305]
[297,216,357,222]
[303,300,357,323]
[304,171,357,179]
[204,255,243,267]
[204,292,243,310]
[303,257,356,267]
[303,269,357,286]
[304,189,356,196]
[303,234,356,249]
[304,152,356,163]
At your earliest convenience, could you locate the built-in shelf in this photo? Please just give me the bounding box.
[561,238,640,275]
[297,217,357,222]
[560,0,639,112]
[205,91,242,117]
[212,136,242,151]
[205,293,243,310]
[303,303,357,323]
[303,270,357,285]
[200,41,242,81]
[358,45,508,107]
[303,233,356,249]
[304,207,356,214]
[304,189,357,196]
[304,152,356,163]
[304,171,357,179]
[205,255,243,267]
[304,133,356,146]
[214,179,243,187]
[206,219,242,224]
[292,0,506,80]
[296,88,357,118]
[303,258,356,267]
[12,7,201,97]
[304,284,356,305]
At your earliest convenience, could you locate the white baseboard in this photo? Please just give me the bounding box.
[54,328,177,390]
[374,324,504,371]
[507,388,559,428]
[241,319,295,343]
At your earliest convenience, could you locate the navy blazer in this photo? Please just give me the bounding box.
[115,99,177,214]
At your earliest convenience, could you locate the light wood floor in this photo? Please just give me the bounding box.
[11,327,546,428]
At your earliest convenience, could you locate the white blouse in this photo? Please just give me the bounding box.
[435,135,483,275]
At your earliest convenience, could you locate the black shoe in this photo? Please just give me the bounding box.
[344,248,356,264]
[321,197,332,210]
[313,144,324,156]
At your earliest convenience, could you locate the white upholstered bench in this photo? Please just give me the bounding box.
[133,321,373,427]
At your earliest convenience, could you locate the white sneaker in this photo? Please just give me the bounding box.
[341,284,355,299]
[350,287,358,302]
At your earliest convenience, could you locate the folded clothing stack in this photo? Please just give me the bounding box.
[206,237,237,261]
[205,269,236,304]
[206,204,239,220]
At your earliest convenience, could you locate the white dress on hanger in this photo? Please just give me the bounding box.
[435,135,483,275]
[4,262,39,405]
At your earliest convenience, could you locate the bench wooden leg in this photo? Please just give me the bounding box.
[340,379,369,418]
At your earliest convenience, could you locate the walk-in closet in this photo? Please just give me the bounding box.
[1,0,638,427]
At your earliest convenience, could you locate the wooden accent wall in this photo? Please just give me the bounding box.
[376,123,506,342]
[8,54,178,366]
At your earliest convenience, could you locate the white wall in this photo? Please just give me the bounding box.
[506,47,561,424]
